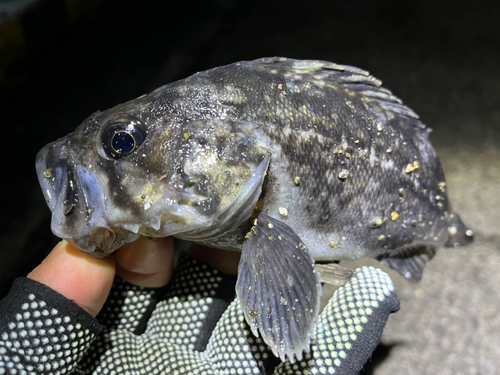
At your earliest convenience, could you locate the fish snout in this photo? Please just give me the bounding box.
[36,138,110,253]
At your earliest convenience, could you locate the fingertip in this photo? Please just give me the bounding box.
[28,240,116,317]
[115,236,175,287]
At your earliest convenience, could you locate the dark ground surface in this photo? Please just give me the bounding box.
[1,0,499,373]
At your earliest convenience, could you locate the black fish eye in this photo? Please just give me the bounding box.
[102,118,145,158]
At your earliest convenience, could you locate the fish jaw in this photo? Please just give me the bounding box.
[36,135,138,255]
[36,136,96,242]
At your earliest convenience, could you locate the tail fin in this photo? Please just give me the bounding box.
[445,212,474,248]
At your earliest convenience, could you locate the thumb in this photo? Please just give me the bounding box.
[28,240,116,317]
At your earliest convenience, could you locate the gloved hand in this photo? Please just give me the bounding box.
[0,242,399,375]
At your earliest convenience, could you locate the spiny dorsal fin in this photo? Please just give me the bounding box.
[257,57,424,127]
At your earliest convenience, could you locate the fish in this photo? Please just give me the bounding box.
[36,57,473,362]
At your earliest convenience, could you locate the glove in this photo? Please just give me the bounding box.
[0,253,399,375]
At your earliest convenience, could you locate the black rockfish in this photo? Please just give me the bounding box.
[36,57,472,361]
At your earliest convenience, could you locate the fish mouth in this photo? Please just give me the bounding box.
[36,137,135,256]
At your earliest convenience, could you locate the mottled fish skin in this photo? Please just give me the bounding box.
[37,57,472,259]
[160,57,472,262]
[194,58,456,260]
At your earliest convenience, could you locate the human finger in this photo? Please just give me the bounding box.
[115,236,175,287]
[28,240,116,317]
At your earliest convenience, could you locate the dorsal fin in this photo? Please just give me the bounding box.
[257,57,425,128]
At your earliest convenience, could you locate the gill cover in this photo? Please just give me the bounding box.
[153,119,271,243]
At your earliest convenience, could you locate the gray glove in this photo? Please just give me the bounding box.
[76,254,399,374]
[0,254,398,375]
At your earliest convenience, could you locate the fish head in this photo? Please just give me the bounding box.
[36,100,270,257]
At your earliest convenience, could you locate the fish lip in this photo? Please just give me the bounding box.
[37,136,141,254]
[73,226,134,255]
[36,136,107,248]
[36,137,66,213]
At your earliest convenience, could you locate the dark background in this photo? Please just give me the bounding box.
[1,0,499,373]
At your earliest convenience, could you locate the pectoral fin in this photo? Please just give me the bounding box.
[236,212,321,363]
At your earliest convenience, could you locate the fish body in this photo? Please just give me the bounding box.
[36,57,472,361]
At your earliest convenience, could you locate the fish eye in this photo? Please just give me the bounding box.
[101,117,145,158]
